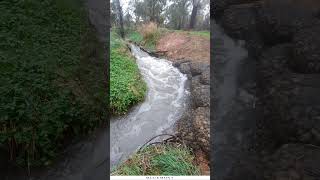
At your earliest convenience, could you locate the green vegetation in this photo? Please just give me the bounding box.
[173,30,210,39]
[110,31,146,114]
[127,25,210,53]
[185,31,210,39]
[129,23,164,52]
[127,30,143,44]
[0,0,107,167]
[112,144,200,176]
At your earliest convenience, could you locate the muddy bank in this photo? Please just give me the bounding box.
[214,0,320,179]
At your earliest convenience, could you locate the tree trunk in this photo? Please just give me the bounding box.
[115,0,125,38]
[189,0,199,29]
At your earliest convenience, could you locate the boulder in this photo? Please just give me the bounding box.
[213,0,260,19]
[221,3,264,57]
[191,83,210,108]
[178,62,191,74]
[221,3,259,40]
[172,59,191,68]
[264,144,320,180]
[257,0,320,45]
[262,73,320,145]
[258,44,292,83]
[189,62,209,76]
[200,68,210,85]
[292,22,320,73]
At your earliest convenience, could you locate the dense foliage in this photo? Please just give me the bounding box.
[112,144,200,175]
[110,32,146,114]
[0,0,107,166]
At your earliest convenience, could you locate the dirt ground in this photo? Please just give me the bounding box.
[194,149,210,175]
[156,32,210,63]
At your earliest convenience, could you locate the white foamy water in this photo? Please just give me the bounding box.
[110,44,189,168]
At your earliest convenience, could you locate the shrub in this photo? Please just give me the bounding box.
[137,22,160,51]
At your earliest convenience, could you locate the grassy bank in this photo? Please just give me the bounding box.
[112,144,200,176]
[110,31,146,114]
[0,0,107,166]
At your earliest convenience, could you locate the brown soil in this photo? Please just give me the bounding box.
[156,32,210,63]
[194,149,210,175]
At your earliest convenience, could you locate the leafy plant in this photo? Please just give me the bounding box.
[110,32,146,114]
[0,0,107,167]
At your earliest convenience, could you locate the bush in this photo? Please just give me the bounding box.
[137,22,161,51]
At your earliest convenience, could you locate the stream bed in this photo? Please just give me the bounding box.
[110,44,189,168]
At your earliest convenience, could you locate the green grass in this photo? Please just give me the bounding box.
[173,30,210,39]
[188,31,210,38]
[0,0,107,167]
[110,31,146,114]
[127,30,143,44]
[112,144,200,176]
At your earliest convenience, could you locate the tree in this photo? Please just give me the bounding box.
[133,0,167,24]
[114,0,125,38]
[189,0,202,29]
[166,0,190,29]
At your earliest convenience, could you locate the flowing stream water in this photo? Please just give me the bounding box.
[110,44,189,168]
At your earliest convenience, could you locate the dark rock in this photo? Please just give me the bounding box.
[262,73,320,146]
[191,84,210,108]
[213,0,260,19]
[258,44,292,82]
[264,144,320,180]
[178,62,191,74]
[257,0,320,45]
[200,68,210,85]
[221,3,264,57]
[189,62,209,76]
[221,3,259,40]
[172,59,191,67]
[292,22,320,73]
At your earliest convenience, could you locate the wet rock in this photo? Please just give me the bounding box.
[178,62,191,74]
[264,144,320,180]
[257,0,320,45]
[221,3,264,57]
[292,22,320,73]
[213,0,260,19]
[172,59,191,68]
[189,62,209,76]
[200,68,210,85]
[221,3,259,39]
[262,73,320,146]
[258,44,292,81]
[192,107,210,153]
[191,84,210,108]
